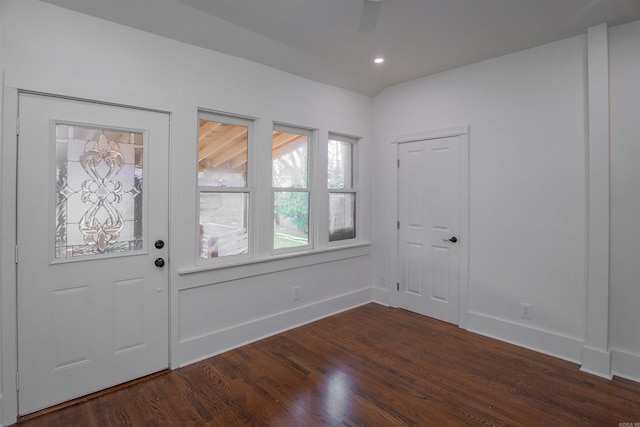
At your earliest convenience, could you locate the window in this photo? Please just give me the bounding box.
[198,112,252,259]
[272,125,312,251]
[193,113,363,268]
[328,134,357,242]
[55,125,144,258]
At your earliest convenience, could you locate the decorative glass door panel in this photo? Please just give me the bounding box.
[18,93,169,415]
[55,124,144,259]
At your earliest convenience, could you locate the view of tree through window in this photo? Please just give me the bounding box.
[195,115,358,263]
[272,128,310,249]
[328,136,356,242]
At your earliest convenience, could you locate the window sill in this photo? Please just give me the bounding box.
[176,242,371,290]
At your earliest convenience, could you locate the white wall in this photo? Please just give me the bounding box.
[373,35,590,361]
[2,0,639,423]
[610,19,640,382]
[0,1,373,423]
[373,20,640,379]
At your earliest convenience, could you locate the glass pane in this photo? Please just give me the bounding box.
[199,192,248,258]
[329,193,356,242]
[198,119,248,187]
[328,139,353,189]
[274,191,309,249]
[272,130,308,188]
[55,124,143,259]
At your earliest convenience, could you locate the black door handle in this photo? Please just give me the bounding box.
[155,258,165,268]
[155,240,165,249]
[443,236,458,243]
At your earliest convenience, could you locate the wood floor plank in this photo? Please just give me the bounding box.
[13,303,640,426]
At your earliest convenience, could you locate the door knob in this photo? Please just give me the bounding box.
[443,236,458,243]
[154,257,165,268]
[155,240,165,249]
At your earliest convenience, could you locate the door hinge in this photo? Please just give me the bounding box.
[397,221,400,230]
[397,282,400,291]
[15,245,18,264]
[397,159,400,168]
[16,372,19,391]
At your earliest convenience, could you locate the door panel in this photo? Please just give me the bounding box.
[398,137,460,324]
[17,93,169,415]
[407,243,423,295]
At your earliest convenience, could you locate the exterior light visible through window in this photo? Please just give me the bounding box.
[374,57,384,64]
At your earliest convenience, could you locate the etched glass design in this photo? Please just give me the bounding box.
[55,124,143,258]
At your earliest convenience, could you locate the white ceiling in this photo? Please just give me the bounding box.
[41,0,640,96]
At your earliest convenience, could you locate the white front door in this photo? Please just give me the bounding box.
[397,137,460,324]
[17,93,169,415]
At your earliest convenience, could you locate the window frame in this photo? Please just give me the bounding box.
[190,110,367,272]
[196,110,255,264]
[327,133,359,246]
[271,123,315,255]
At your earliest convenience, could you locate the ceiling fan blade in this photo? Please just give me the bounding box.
[358,0,382,32]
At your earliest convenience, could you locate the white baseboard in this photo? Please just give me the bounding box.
[372,285,391,306]
[179,287,373,367]
[580,346,612,379]
[467,311,584,364]
[611,348,640,383]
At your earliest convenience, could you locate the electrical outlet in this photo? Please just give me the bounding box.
[521,303,532,320]
[293,286,301,302]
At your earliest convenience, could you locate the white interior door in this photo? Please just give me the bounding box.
[397,137,460,324]
[17,93,169,415]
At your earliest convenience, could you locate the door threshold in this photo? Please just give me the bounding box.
[17,369,170,423]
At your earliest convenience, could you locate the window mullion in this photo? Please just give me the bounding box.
[314,130,328,249]
[254,118,273,258]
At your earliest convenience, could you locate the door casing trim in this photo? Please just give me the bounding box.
[390,126,469,144]
[392,126,470,331]
[1,85,175,424]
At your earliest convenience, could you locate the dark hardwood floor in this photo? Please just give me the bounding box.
[15,303,640,426]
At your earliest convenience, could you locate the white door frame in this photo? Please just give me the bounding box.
[391,126,470,329]
[0,82,176,424]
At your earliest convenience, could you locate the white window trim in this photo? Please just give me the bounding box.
[271,123,316,255]
[196,110,256,265]
[179,242,371,284]
[327,133,359,247]
[192,113,366,271]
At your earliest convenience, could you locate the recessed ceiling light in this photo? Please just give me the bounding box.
[374,57,384,64]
